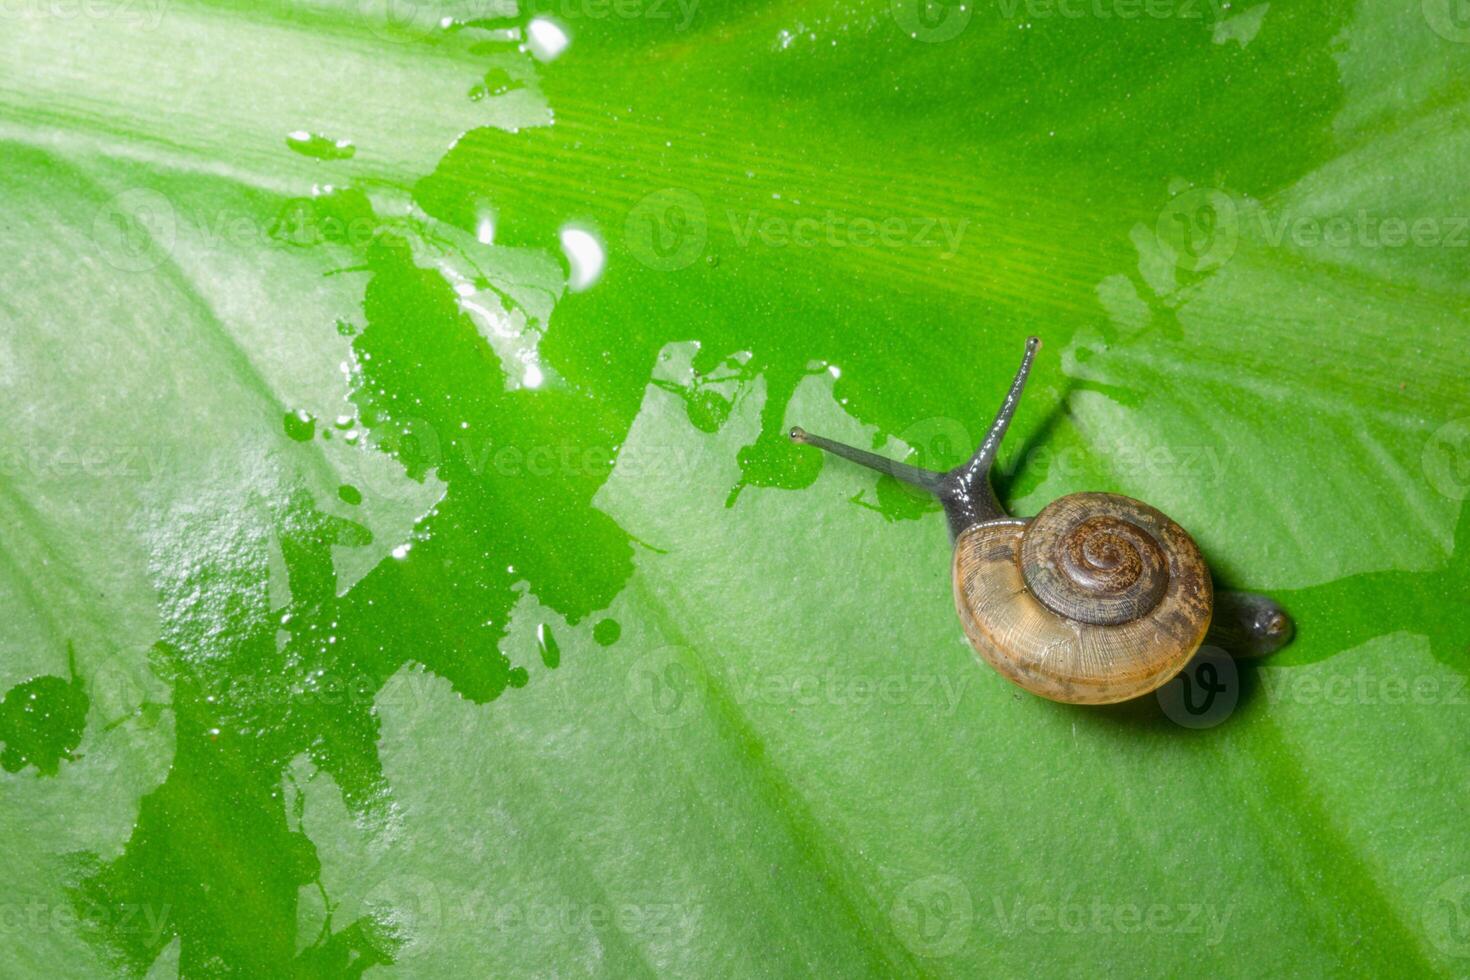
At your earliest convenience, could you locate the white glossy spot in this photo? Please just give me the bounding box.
[526,18,570,61]
[559,226,605,292]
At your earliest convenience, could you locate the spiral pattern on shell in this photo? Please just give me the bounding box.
[952,492,1213,704]
[1019,497,1171,626]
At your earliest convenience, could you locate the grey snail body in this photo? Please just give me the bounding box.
[790,337,1292,705]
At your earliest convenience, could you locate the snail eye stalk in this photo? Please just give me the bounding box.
[789,336,1040,537]
[954,335,1039,491]
[787,426,944,490]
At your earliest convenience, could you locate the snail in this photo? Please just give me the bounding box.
[789,337,1292,705]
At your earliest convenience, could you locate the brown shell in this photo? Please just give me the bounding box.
[1019,495,1173,626]
[952,493,1213,704]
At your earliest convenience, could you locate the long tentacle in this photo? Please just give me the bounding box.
[788,427,945,491]
[951,336,1039,497]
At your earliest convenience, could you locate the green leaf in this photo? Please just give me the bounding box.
[1,0,1467,976]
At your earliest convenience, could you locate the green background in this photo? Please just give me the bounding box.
[1,0,1467,975]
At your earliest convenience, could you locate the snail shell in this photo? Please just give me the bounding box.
[953,492,1212,704]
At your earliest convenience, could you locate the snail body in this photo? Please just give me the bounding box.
[790,338,1290,705]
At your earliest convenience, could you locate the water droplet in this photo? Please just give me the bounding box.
[593,619,621,647]
[475,212,496,245]
[537,623,560,669]
[283,410,316,442]
[285,131,357,161]
[468,67,524,102]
